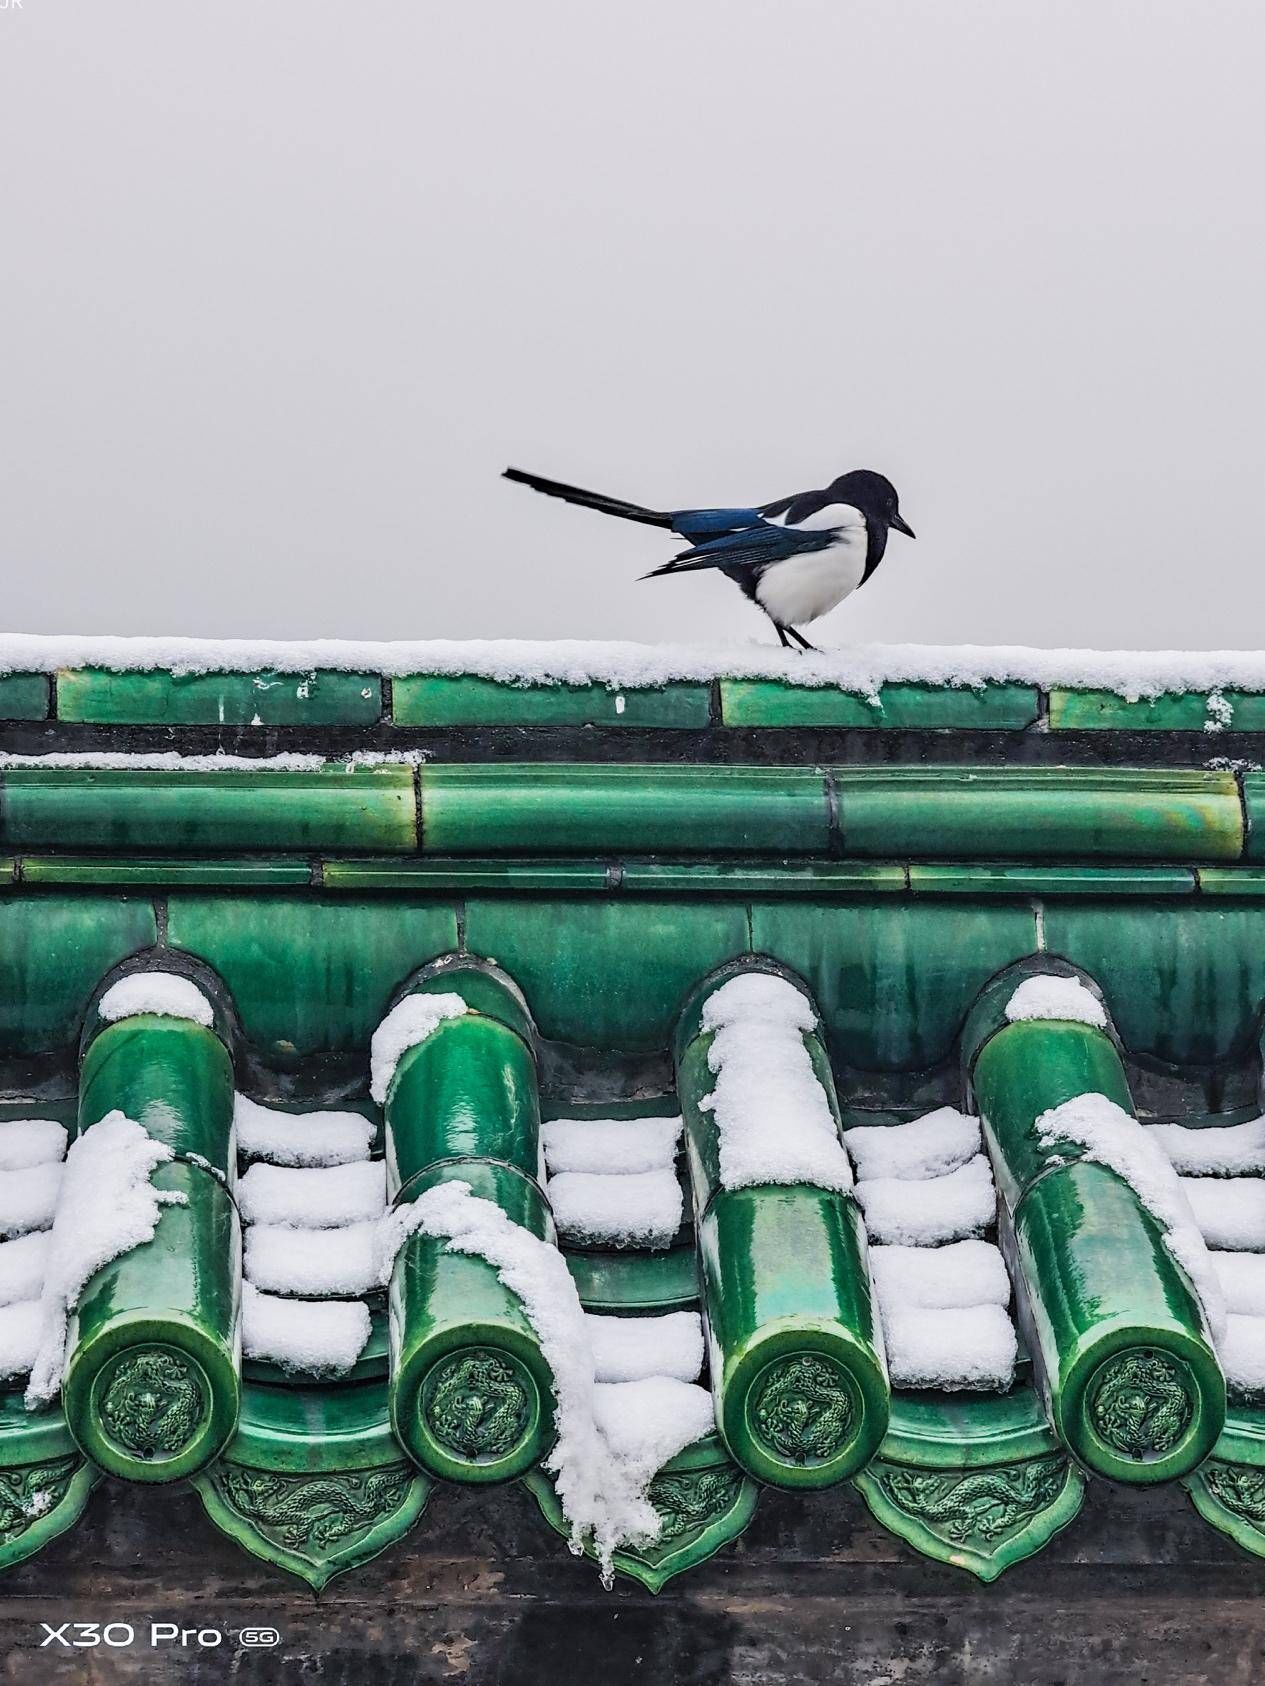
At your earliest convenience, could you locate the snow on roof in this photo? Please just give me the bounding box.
[0,633,1264,699]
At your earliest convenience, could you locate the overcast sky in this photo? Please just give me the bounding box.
[1,2,1262,650]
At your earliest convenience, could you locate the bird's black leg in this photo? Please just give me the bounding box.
[774,624,792,649]
[787,626,819,653]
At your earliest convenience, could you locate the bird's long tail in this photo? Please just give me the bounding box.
[502,467,672,529]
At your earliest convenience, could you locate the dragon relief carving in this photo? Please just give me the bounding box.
[1089,1349,1193,1458]
[878,1456,1067,1543]
[1203,1462,1265,1526]
[99,1348,205,1458]
[424,1350,530,1459]
[0,1457,79,1545]
[646,1468,744,1545]
[217,1465,415,1552]
[751,1354,854,1463]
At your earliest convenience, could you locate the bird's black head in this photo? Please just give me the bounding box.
[828,469,915,539]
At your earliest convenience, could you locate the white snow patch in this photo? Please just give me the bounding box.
[234,1095,374,1168]
[241,1282,371,1375]
[585,1312,704,1385]
[843,1108,981,1183]
[542,1117,681,1177]
[1212,1251,1265,1317]
[1004,975,1107,1029]
[548,1168,683,1250]
[0,1233,50,1308]
[1219,1314,1265,1395]
[881,1305,1018,1392]
[0,1164,63,1239]
[869,1240,1012,1311]
[2,633,1265,701]
[376,1180,702,1577]
[370,993,468,1107]
[97,973,213,1027]
[0,1301,44,1380]
[855,1155,996,1247]
[25,1112,186,1406]
[1180,1177,1265,1254]
[699,974,851,1194]
[238,1160,386,1229]
[1148,1116,1265,1177]
[1036,1094,1225,1342]
[0,1121,68,1171]
[244,1220,379,1297]
[591,1377,714,1465]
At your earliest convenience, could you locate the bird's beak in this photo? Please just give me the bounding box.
[890,511,916,539]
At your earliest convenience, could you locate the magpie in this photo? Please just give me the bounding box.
[503,465,915,649]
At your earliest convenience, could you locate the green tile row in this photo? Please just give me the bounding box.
[0,668,1258,729]
[2,886,1265,1066]
[417,765,1245,861]
[0,764,1253,861]
[7,857,1263,896]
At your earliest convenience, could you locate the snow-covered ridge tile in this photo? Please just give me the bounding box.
[5,633,1265,701]
[369,994,468,1107]
[378,1179,713,1576]
[25,1112,186,1404]
[1036,1093,1225,1341]
[700,973,852,1194]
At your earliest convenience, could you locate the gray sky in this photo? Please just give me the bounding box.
[2,1,1263,649]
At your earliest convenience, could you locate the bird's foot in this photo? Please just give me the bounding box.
[787,627,819,653]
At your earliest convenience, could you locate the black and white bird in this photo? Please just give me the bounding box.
[503,464,914,649]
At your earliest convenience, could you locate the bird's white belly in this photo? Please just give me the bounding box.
[755,530,867,626]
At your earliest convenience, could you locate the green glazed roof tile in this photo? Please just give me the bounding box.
[420,764,831,856]
[833,766,1244,861]
[0,675,49,722]
[0,766,418,854]
[393,674,710,727]
[720,678,1039,729]
[57,668,383,726]
[1048,688,1265,731]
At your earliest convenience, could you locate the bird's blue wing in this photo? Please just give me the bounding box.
[644,521,834,579]
[669,507,764,542]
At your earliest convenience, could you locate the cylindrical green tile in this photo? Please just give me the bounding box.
[384,973,555,1484]
[0,767,416,854]
[64,1015,241,1483]
[420,765,831,855]
[833,767,1243,861]
[676,1001,888,1489]
[969,1016,1224,1483]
